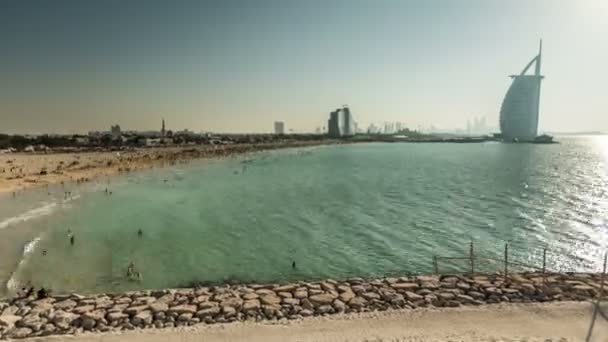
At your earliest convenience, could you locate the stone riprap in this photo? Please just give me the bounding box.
[0,272,606,340]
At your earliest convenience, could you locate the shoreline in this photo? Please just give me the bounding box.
[1,271,606,339]
[0,140,341,195]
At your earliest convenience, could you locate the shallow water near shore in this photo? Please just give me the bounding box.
[1,137,608,297]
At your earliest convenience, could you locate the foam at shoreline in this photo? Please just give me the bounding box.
[5,235,41,293]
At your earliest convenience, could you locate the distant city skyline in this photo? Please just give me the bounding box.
[1,0,607,134]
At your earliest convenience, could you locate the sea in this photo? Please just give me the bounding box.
[1,136,607,297]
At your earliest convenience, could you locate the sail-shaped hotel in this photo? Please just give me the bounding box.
[499,41,544,141]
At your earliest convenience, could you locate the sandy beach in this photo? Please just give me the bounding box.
[27,302,608,342]
[0,141,335,195]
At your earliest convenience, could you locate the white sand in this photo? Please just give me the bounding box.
[28,302,608,342]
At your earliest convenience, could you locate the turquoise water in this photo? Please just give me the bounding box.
[1,137,608,296]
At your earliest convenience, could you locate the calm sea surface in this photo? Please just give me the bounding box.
[1,137,608,296]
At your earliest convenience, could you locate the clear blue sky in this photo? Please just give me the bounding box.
[1,0,606,134]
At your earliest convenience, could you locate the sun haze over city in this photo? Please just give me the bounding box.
[1,0,607,134]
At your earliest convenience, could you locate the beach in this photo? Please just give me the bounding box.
[0,141,336,194]
[35,302,608,342]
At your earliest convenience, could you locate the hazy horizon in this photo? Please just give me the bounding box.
[1,0,607,134]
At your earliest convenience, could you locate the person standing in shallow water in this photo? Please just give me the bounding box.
[292,261,296,269]
[67,229,74,246]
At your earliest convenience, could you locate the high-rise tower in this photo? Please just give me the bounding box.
[499,40,544,141]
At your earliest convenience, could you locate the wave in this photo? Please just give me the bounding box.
[0,203,57,230]
[0,195,80,231]
[6,235,41,292]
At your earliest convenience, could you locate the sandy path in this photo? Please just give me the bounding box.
[28,302,608,342]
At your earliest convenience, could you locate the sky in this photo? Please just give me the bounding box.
[0,0,607,134]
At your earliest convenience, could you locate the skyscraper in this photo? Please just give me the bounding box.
[327,106,355,138]
[274,121,285,134]
[499,41,544,141]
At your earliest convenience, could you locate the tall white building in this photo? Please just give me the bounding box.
[499,41,544,141]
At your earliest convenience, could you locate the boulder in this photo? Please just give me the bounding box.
[456,294,475,304]
[445,300,461,308]
[73,305,95,314]
[457,282,471,290]
[309,289,324,296]
[242,293,259,300]
[300,309,313,317]
[114,297,132,305]
[83,309,106,322]
[282,297,300,306]
[391,283,418,291]
[242,300,261,312]
[300,298,314,310]
[51,310,79,330]
[274,284,297,292]
[294,290,308,299]
[337,285,352,293]
[362,292,381,300]
[316,305,333,314]
[1,305,19,316]
[467,291,485,300]
[320,282,335,291]
[193,295,210,304]
[309,293,336,306]
[0,315,22,333]
[8,327,32,339]
[81,317,96,330]
[198,302,219,310]
[260,294,282,306]
[153,312,166,321]
[220,297,243,309]
[168,305,197,315]
[332,299,346,312]
[106,312,128,322]
[255,289,276,296]
[132,311,153,326]
[149,302,169,313]
[178,313,193,322]
[108,303,129,313]
[222,306,237,317]
[42,323,56,335]
[416,275,439,283]
[437,292,455,300]
[195,307,220,319]
[125,305,149,316]
[94,298,114,310]
[405,291,423,301]
[348,297,367,309]
[339,290,355,303]
[156,294,174,303]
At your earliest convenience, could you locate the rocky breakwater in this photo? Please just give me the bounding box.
[1,272,606,339]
